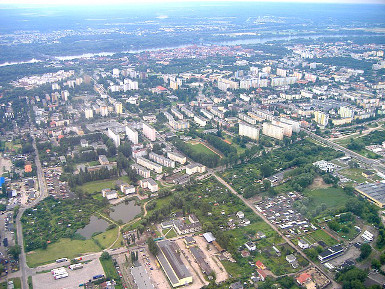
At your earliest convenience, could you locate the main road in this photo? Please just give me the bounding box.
[302,128,385,174]
[212,172,341,289]
[15,135,49,289]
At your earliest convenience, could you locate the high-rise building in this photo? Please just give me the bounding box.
[314,111,329,127]
[84,108,93,119]
[107,128,121,147]
[125,126,139,144]
[239,122,259,140]
[115,102,123,114]
[262,122,284,140]
[142,122,156,141]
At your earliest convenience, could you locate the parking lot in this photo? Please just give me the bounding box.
[32,258,104,289]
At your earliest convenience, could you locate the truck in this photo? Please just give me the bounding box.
[93,274,104,280]
[69,263,83,270]
[55,258,68,263]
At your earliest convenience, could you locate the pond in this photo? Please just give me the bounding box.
[109,200,141,223]
[76,215,109,239]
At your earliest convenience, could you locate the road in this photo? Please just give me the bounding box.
[15,135,49,289]
[212,173,341,289]
[303,129,385,174]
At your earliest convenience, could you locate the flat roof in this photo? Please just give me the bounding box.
[131,266,154,289]
[356,183,385,204]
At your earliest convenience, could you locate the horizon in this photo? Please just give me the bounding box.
[0,0,384,6]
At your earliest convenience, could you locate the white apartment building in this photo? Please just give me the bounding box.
[239,122,260,140]
[167,151,187,164]
[125,126,139,144]
[194,115,207,127]
[137,157,162,174]
[142,122,156,141]
[149,152,175,168]
[107,128,121,147]
[262,122,284,140]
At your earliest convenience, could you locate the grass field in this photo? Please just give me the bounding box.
[162,228,177,238]
[303,187,349,210]
[100,257,119,280]
[26,238,100,268]
[186,142,220,157]
[339,168,373,183]
[307,229,339,246]
[79,176,131,195]
[93,227,119,249]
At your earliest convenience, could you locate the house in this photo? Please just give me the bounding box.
[255,260,266,270]
[236,211,245,219]
[245,241,256,251]
[298,239,310,249]
[80,139,88,148]
[189,214,199,224]
[99,155,109,165]
[161,220,174,229]
[362,170,375,178]
[229,281,243,289]
[139,178,159,192]
[256,231,266,239]
[286,254,299,268]
[174,220,202,235]
[257,269,268,282]
[101,189,118,200]
[296,272,312,286]
[120,184,135,195]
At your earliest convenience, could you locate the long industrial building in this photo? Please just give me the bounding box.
[355,183,385,208]
[156,240,193,287]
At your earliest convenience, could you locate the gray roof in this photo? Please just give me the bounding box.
[157,240,191,285]
[203,232,216,243]
[356,183,385,204]
[131,266,154,289]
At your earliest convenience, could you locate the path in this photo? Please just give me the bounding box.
[107,200,149,250]
[212,173,341,289]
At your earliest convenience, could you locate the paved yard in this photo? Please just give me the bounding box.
[32,259,104,289]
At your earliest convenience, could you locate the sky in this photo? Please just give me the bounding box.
[0,0,384,5]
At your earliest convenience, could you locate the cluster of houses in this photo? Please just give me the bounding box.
[161,214,202,235]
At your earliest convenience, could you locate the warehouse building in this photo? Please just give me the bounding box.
[156,240,193,287]
[355,183,385,208]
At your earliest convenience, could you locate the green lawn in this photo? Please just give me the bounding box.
[79,176,131,194]
[186,142,219,157]
[93,227,119,249]
[26,238,100,268]
[339,168,373,183]
[303,187,349,210]
[162,228,177,238]
[308,230,338,247]
[100,257,119,280]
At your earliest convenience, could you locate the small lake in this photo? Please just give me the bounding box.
[76,215,109,239]
[109,200,141,223]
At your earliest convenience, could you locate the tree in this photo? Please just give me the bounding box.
[371,259,381,270]
[100,251,111,260]
[359,243,372,260]
[263,179,271,191]
[260,164,273,178]
[147,237,158,256]
[8,245,21,260]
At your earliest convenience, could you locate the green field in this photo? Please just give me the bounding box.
[186,142,219,156]
[162,228,177,238]
[93,227,119,249]
[303,187,350,210]
[307,229,339,247]
[79,176,131,195]
[339,168,374,183]
[26,238,100,267]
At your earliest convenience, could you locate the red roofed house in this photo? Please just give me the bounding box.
[296,272,312,285]
[24,164,32,173]
[255,260,266,270]
[257,269,267,282]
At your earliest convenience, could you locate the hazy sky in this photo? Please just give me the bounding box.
[0,0,384,5]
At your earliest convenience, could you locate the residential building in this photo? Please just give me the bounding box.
[262,122,284,140]
[131,164,151,178]
[107,128,121,147]
[239,122,259,140]
[149,152,175,168]
[139,178,159,192]
[167,151,187,164]
[142,122,156,141]
[126,126,139,144]
[314,111,329,127]
[102,189,118,200]
[186,163,206,175]
[137,157,162,174]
